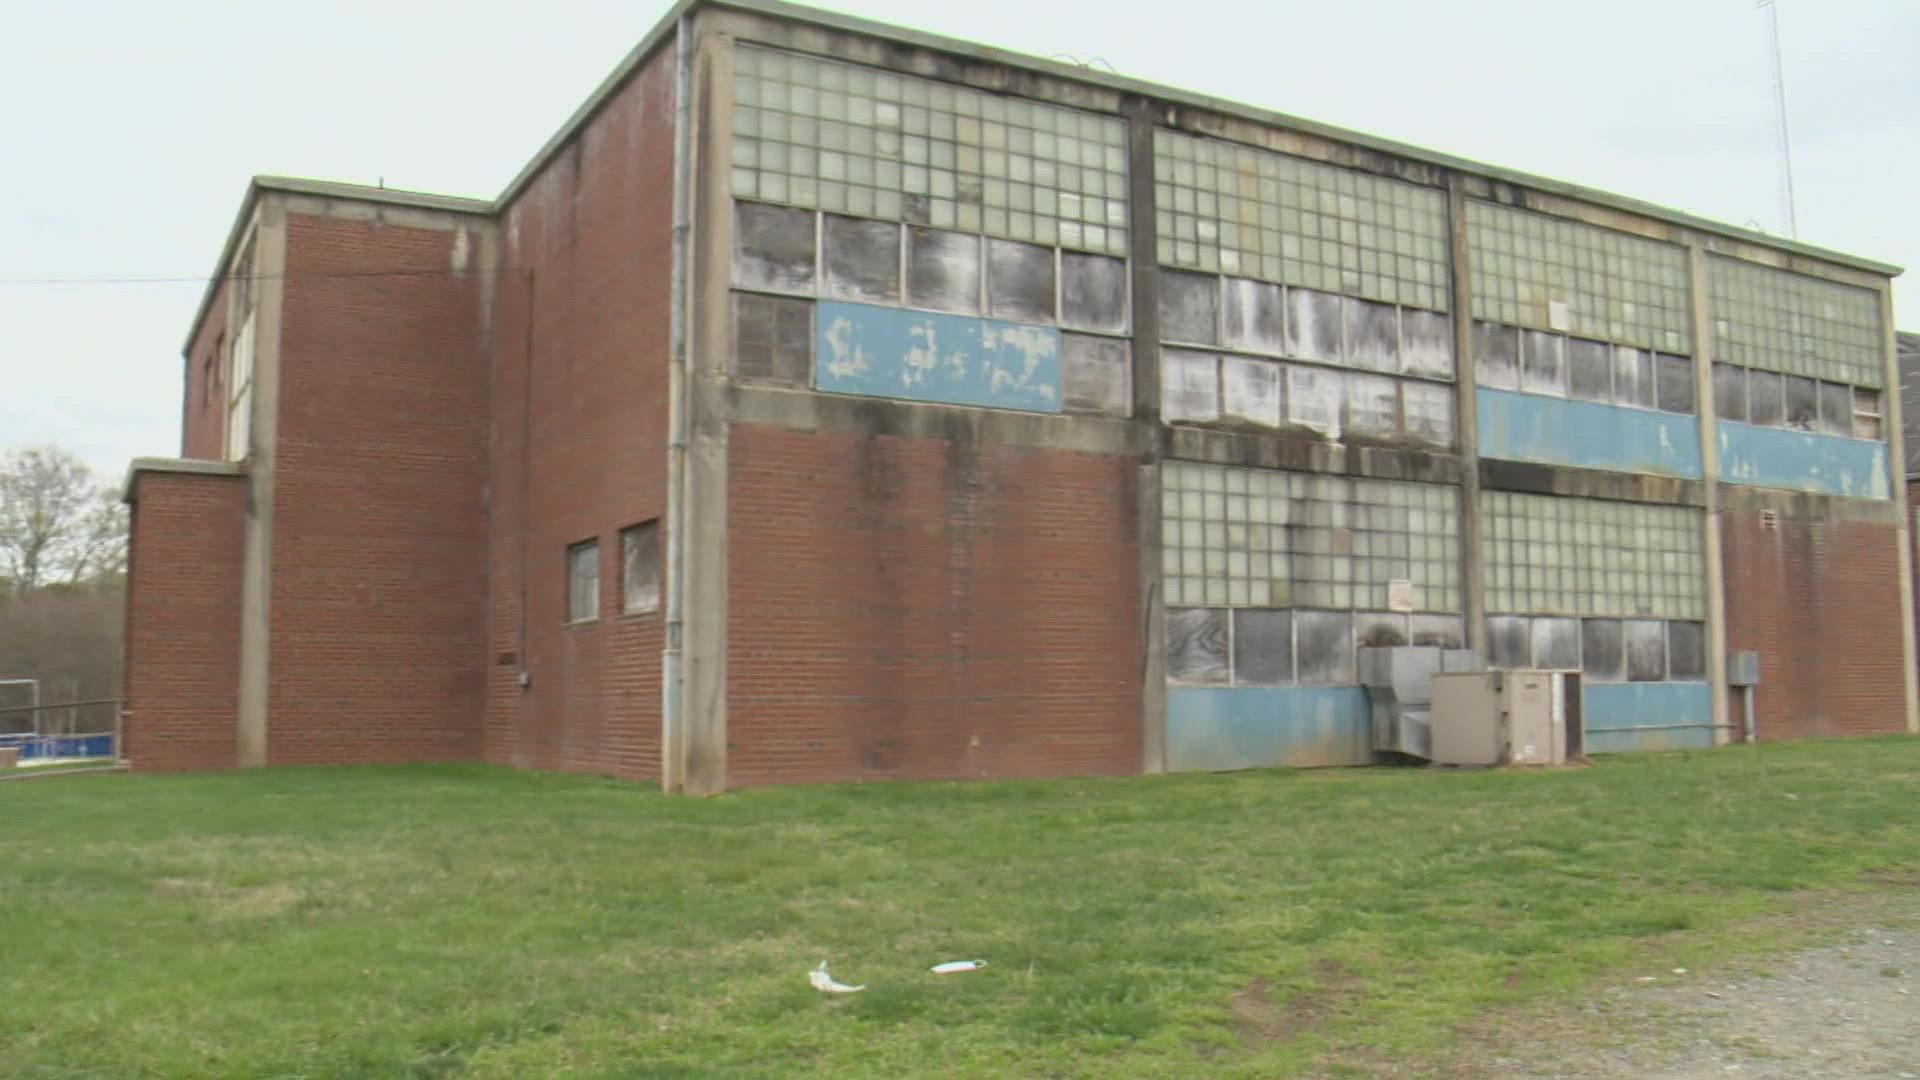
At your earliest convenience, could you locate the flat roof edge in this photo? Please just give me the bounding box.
[123,457,246,503]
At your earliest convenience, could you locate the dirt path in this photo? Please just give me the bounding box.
[1469,894,1920,1078]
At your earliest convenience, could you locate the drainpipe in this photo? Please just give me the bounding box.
[662,13,693,793]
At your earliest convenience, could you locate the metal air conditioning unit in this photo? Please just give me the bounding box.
[1359,646,1481,760]
[1429,669,1583,766]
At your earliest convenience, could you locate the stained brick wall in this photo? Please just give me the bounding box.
[123,472,246,771]
[482,49,676,781]
[726,423,1145,786]
[1722,505,1909,740]
[181,279,230,461]
[267,211,492,765]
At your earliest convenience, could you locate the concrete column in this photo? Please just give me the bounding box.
[1123,100,1167,773]
[675,16,737,794]
[1443,178,1486,656]
[236,199,287,768]
[1876,286,1920,734]
[1684,245,1732,743]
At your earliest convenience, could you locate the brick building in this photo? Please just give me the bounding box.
[122,0,1917,791]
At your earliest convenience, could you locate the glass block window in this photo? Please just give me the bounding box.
[1466,201,1690,355]
[1161,461,1461,611]
[733,45,1129,255]
[729,200,1133,417]
[1482,492,1704,619]
[1708,256,1883,389]
[1154,129,1450,311]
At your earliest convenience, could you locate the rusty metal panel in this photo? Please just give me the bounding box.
[1166,687,1373,771]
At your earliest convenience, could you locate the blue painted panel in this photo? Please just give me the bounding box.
[1715,421,1888,499]
[1166,687,1373,772]
[814,300,1063,413]
[1583,682,1714,753]
[1477,388,1703,478]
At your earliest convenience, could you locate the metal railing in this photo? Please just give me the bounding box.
[0,698,124,777]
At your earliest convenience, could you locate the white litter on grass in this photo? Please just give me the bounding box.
[931,960,989,975]
[810,961,866,994]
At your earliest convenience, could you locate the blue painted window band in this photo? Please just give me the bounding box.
[814,300,1063,413]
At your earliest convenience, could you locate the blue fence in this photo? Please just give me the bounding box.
[0,732,116,761]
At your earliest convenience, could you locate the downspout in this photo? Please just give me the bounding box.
[662,13,693,793]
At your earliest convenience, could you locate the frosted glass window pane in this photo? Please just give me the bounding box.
[906,227,981,314]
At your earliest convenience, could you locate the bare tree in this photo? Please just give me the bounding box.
[0,447,126,595]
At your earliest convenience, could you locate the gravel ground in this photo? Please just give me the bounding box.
[1471,895,1920,1078]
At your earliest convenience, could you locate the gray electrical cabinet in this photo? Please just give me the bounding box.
[1430,669,1582,767]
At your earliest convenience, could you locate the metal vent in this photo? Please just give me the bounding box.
[1759,509,1778,530]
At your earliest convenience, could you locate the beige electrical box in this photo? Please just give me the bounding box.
[1430,670,1583,767]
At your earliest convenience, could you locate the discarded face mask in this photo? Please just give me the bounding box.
[809,961,866,994]
[930,960,989,975]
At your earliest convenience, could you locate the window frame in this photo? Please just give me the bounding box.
[620,521,663,616]
[566,539,602,625]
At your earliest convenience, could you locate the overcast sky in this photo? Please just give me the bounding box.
[2,0,1914,478]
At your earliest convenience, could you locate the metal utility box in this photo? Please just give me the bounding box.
[1728,651,1760,687]
[1359,646,1485,760]
[1430,669,1582,767]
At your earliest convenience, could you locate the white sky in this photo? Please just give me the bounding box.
[1,0,1914,479]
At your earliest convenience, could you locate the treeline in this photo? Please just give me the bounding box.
[0,447,127,736]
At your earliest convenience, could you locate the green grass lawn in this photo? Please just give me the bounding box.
[3,740,1918,1078]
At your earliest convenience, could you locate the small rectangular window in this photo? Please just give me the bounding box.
[1567,338,1611,402]
[1401,382,1454,447]
[1401,310,1454,380]
[1816,381,1852,436]
[1222,277,1284,355]
[1667,620,1705,680]
[1343,299,1399,373]
[1614,345,1656,409]
[1783,374,1818,431]
[1520,330,1565,396]
[567,540,600,624]
[733,202,816,293]
[1853,388,1884,440]
[732,293,813,383]
[1159,269,1219,345]
[1286,288,1343,364]
[1530,616,1581,669]
[1167,607,1228,684]
[1161,349,1220,422]
[1061,335,1130,415]
[1581,618,1625,682]
[1221,357,1282,428]
[1295,610,1355,686]
[1655,354,1695,414]
[1713,362,1748,423]
[1746,369,1784,426]
[1625,619,1666,681]
[621,522,661,615]
[986,238,1054,323]
[906,227,980,314]
[1488,615,1531,668]
[1475,321,1519,390]
[1060,252,1127,334]
[823,215,900,303]
[1232,609,1293,685]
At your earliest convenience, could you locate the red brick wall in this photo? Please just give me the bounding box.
[1722,507,1909,739]
[726,424,1144,787]
[267,211,492,765]
[182,279,230,461]
[122,472,246,771]
[482,48,675,781]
